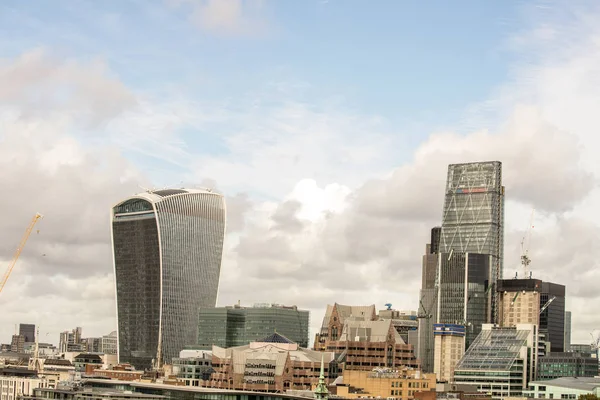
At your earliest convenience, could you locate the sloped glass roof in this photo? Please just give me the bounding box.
[455,327,530,371]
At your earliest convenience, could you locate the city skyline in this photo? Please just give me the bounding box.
[1,0,600,346]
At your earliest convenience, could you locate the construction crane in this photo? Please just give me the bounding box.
[539,296,556,314]
[520,209,535,278]
[0,213,43,295]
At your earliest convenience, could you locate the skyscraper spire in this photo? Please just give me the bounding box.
[314,354,329,400]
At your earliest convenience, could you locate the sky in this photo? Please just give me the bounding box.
[1,0,600,348]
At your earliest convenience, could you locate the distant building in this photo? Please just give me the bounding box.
[440,162,504,320]
[437,252,491,349]
[537,352,598,380]
[59,327,83,353]
[379,309,419,345]
[453,324,539,399]
[19,324,35,343]
[322,318,419,371]
[433,324,465,383]
[111,189,226,369]
[101,331,118,355]
[197,303,310,349]
[337,368,436,400]
[10,335,25,353]
[83,337,102,353]
[417,228,441,374]
[173,351,213,386]
[497,278,566,352]
[73,353,103,374]
[565,311,572,352]
[314,303,377,350]
[524,377,600,399]
[208,332,335,392]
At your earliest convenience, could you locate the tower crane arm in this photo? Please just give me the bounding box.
[0,213,43,295]
[539,296,556,314]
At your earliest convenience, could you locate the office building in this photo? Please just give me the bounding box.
[84,338,102,353]
[173,351,213,386]
[437,252,490,349]
[320,318,419,371]
[433,324,466,383]
[10,335,25,353]
[197,303,310,349]
[440,161,504,321]
[111,188,226,369]
[537,352,598,380]
[378,308,419,345]
[19,324,35,343]
[453,324,539,399]
[565,311,572,352]
[101,331,118,355]
[524,377,600,399]
[417,228,441,373]
[208,332,335,392]
[59,327,84,353]
[497,278,566,352]
[314,303,377,350]
[337,368,436,400]
[0,374,46,400]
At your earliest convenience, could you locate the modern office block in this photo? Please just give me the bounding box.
[440,161,504,320]
[197,303,310,349]
[111,188,226,369]
[433,324,466,383]
[19,324,35,343]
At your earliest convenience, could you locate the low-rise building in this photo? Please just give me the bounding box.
[538,352,598,380]
[208,332,335,392]
[23,387,166,400]
[172,351,213,386]
[523,376,600,398]
[453,324,539,400]
[0,369,47,400]
[337,367,435,400]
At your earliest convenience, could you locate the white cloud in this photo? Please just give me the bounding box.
[171,0,268,37]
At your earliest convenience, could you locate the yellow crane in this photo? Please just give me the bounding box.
[0,213,43,295]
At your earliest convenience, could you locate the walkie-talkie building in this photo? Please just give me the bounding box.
[440,161,504,322]
[111,189,226,370]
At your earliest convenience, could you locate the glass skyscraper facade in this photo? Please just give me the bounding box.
[111,188,226,370]
[440,161,504,321]
[437,252,490,348]
[197,304,310,349]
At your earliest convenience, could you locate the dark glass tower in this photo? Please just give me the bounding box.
[437,252,490,348]
[440,161,504,321]
[111,189,226,370]
[19,324,35,343]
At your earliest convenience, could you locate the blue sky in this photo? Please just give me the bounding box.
[5,0,600,342]
[1,0,529,191]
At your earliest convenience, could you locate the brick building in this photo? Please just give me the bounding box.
[207,333,335,392]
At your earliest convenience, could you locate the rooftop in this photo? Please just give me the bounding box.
[529,377,600,391]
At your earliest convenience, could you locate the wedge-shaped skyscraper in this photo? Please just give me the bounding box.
[111,188,226,369]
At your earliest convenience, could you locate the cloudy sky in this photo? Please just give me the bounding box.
[1,0,599,347]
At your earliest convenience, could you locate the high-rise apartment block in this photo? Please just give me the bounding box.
[497,278,566,352]
[19,324,35,343]
[440,161,504,320]
[111,189,226,369]
[197,303,310,349]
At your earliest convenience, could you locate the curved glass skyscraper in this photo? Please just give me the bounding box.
[110,189,226,370]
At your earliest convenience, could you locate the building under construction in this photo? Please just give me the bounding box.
[497,278,566,353]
